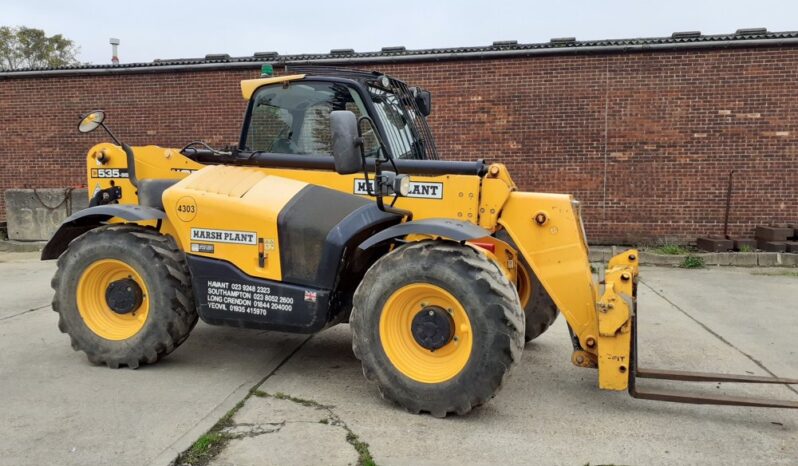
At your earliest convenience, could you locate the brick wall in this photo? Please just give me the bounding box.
[1,46,796,243]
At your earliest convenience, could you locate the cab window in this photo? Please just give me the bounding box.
[244,81,378,156]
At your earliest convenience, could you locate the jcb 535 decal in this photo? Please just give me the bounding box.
[91,168,129,179]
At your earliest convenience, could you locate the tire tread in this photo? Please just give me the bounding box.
[351,240,524,417]
[51,225,197,368]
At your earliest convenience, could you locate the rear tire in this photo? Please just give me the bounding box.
[351,240,524,417]
[51,225,197,368]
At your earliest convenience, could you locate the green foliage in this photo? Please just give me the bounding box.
[654,244,690,255]
[346,431,376,466]
[179,431,229,466]
[0,26,79,70]
[738,244,754,253]
[255,390,375,465]
[253,390,331,409]
[680,255,705,269]
[174,401,242,466]
[185,432,224,462]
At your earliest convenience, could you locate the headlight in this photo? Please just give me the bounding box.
[395,175,410,197]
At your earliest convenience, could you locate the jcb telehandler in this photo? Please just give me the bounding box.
[43,66,797,416]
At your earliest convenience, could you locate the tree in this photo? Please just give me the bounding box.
[0,26,79,70]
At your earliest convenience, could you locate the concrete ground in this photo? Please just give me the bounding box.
[0,251,796,465]
[0,252,308,466]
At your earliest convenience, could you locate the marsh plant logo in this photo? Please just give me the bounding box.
[190,228,257,245]
[353,179,443,199]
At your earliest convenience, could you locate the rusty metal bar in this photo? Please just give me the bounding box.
[636,368,798,385]
[630,386,798,409]
[628,295,798,409]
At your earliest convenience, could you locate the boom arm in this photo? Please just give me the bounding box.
[498,191,638,390]
[496,189,797,407]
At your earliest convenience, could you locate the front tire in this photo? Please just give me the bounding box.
[351,241,524,417]
[516,259,559,342]
[51,225,197,368]
[496,231,559,342]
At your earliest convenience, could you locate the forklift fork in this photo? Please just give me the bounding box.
[628,302,798,409]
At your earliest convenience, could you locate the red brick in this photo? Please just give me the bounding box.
[0,47,797,244]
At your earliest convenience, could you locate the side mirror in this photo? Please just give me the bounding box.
[412,88,432,117]
[78,110,106,133]
[330,110,363,175]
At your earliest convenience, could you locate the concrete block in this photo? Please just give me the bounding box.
[728,253,758,267]
[785,241,798,253]
[696,237,733,252]
[639,251,683,266]
[757,253,783,267]
[782,253,798,267]
[703,252,732,266]
[0,240,46,252]
[755,226,792,241]
[588,247,611,263]
[757,240,787,252]
[4,188,88,241]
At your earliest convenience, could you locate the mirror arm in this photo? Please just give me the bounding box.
[98,122,122,146]
[356,116,391,161]
[353,115,412,220]
[370,143,413,221]
[381,199,413,221]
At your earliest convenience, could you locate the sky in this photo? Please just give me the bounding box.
[3,0,796,64]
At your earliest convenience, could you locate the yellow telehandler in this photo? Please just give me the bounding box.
[42,66,797,416]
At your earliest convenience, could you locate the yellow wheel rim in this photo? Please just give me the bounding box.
[516,263,532,309]
[77,259,149,340]
[379,283,473,383]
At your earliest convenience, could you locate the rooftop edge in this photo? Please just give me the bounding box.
[1,29,796,78]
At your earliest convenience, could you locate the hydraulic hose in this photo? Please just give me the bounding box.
[121,143,138,188]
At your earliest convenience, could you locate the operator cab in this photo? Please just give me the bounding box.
[180,66,487,176]
[238,66,436,162]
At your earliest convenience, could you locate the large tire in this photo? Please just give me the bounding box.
[496,232,559,342]
[350,240,524,417]
[51,225,197,368]
[517,259,559,342]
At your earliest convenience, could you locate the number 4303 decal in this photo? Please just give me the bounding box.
[175,196,199,222]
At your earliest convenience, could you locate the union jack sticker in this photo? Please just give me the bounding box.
[304,290,317,303]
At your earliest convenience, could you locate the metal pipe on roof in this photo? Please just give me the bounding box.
[286,37,798,65]
[2,36,798,79]
[0,62,265,78]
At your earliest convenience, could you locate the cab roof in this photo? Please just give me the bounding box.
[240,66,412,100]
[240,74,306,100]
